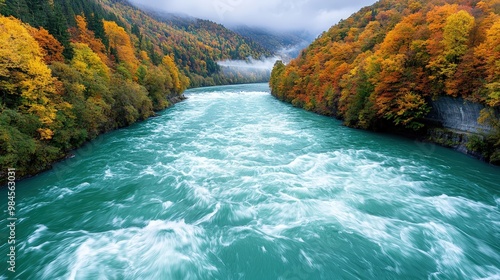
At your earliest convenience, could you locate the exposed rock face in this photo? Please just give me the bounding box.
[427,127,485,159]
[426,97,492,134]
[424,97,500,163]
[167,94,187,105]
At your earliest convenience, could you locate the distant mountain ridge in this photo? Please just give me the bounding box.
[1,0,276,86]
[126,1,314,60]
[231,25,314,60]
[103,0,275,86]
[138,9,273,58]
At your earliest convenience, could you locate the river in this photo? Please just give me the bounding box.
[1,83,499,279]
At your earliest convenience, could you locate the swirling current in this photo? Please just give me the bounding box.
[1,83,499,279]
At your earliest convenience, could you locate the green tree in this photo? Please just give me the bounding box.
[110,76,153,127]
[270,60,285,96]
[0,109,37,174]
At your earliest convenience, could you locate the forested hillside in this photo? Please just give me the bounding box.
[270,0,500,163]
[105,1,273,86]
[147,12,271,58]
[0,0,271,181]
[232,26,313,59]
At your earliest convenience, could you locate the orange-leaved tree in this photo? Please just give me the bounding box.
[70,15,110,67]
[28,27,65,64]
[103,20,139,78]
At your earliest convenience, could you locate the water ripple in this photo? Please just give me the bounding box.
[2,84,499,279]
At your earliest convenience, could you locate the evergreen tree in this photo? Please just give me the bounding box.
[47,4,73,59]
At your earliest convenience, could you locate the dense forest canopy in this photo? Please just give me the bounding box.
[0,0,273,181]
[104,0,274,86]
[270,0,500,163]
[1,0,274,87]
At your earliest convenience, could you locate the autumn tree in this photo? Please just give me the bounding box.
[70,15,110,66]
[110,76,153,127]
[443,10,475,62]
[270,0,498,135]
[141,65,171,110]
[103,20,139,77]
[28,26,65,64]
[0,15,73,178]
[270,60,285,97]
[475,18,500,106]
[0,16,59,139]
[71,42,110,84]
[162,54,189,94]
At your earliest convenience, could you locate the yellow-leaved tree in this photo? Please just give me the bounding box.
[70,42,113,136]
[0,16,59,139]
[162,55,189,94]
[70,15,110,67]
[442,10,475,62]
[71,42,110,84]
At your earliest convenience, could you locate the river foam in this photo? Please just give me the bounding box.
[3,84,499,279]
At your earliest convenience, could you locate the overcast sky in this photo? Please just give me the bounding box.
[129,0,377,35]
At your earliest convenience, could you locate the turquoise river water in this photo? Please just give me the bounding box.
[1,83,500,279]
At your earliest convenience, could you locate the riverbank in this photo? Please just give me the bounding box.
[270,92,500,166]
[0,94,187,187]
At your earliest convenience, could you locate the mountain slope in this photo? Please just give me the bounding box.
[232,25,314,59]
[2,0,274,87]
[270,0,500,163]
[143,11,272,58]
[105,0,273,86]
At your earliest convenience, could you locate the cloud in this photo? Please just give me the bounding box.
[128,0,377,34]
[217,56,281,70]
